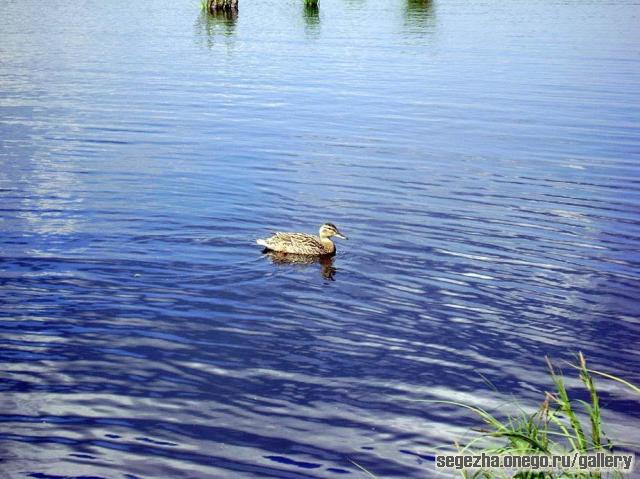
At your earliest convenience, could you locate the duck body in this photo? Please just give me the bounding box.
[258,232,334,255]
[257,223,347,256]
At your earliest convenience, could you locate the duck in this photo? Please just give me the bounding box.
[256,223,348,255]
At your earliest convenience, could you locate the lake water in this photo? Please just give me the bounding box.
[1,0,639,477]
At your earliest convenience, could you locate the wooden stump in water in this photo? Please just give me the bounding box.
[207,0,238,13]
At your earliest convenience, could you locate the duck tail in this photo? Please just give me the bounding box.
[256,239,269,248]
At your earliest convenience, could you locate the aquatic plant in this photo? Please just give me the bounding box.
[305,0,319,8]
[202,0,238,14]
[304,1,320,27]
[442,352,637,479]
[352,353,637,479]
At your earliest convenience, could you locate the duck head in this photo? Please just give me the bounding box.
[319,223,348,240]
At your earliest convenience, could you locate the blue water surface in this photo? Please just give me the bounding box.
[1,0,639,477]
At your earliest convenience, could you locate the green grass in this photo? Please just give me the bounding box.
[201,0,238,13]
[440,352,637,479]
[202,0,317,11]
[352,353,637,479]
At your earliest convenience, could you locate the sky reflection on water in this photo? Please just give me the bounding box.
[1,0,639,477]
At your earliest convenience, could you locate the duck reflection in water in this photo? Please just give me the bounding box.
[262,251,338,281]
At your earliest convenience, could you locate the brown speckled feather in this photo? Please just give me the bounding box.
[259,232,333,255]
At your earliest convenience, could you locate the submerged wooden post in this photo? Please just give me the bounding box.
[207,0,238,14]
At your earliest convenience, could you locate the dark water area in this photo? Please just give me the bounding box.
[1,0,639,477]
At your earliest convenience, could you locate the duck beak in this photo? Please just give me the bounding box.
[334,232,348,240]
